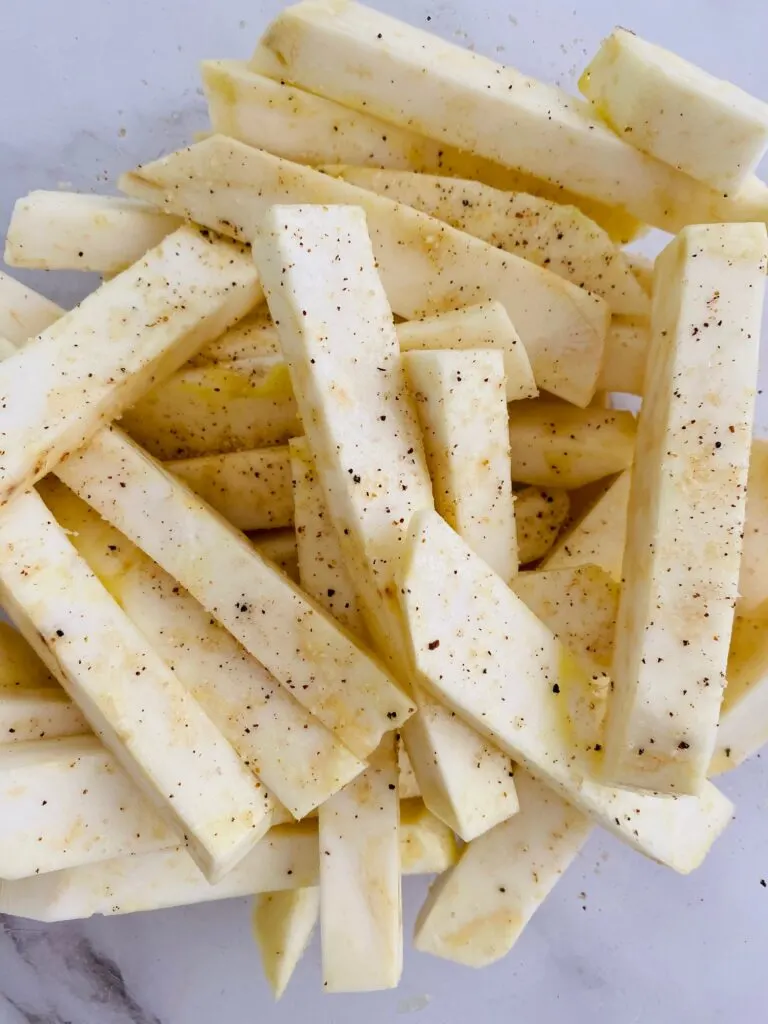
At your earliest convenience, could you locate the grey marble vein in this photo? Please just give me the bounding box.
[0,916,162,1024]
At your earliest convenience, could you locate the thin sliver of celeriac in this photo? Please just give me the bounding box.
[606,224,767,796]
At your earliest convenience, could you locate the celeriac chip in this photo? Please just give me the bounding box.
[39,478,365,818]
[253,888,320,999]
[0,688,88,744]
[514,486,571,565]
[606,224,767,795]
[542,470,631,579]
[319,736,402,992]
[0,737,177,880]
[508,402,636,489]
[415,770,591,966]
[579,28,768,191]
[0,800,452,920]
[403,348,517,581]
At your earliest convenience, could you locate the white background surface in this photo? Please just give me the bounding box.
[0,2,767,1022]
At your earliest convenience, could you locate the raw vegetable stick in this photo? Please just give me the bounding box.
[253,888,320,1000]
[415,563,617,967]
[167,447,294,532]
[0,737,178,880]
[579,28,768,191]
[0,270,61,346]
[4,192,182,273]
[290,439,401,992]
[255,204,519,841]
[508,402,636,489]
[195,301,538,403]
[0,688,88,744]
[415,770,591,966]
[606,224,766,796]
[403,349,518,581]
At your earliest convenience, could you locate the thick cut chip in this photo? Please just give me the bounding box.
[579,29,768,191]
[255,204,518,841]
[0,490,273,880]
[39,478,365,818]
[0,226,261,507]
[55,425,412,760]
[403,349,517,581]
[194,301,537,403]
[606,224,766,795]
[397,303,536,403]
[319,736,402,992]
[508,402,636,489]
[4,192,181,272]
[120,136,609,406]
[253,888,320,1000]
[327,166,648,316]
[252,1,768,233]
[399,510,733,872]
[166,447,294,532]
[415,770,591,966]
[291,441,401,991]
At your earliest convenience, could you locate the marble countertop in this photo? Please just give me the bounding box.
[1,0,767,1020]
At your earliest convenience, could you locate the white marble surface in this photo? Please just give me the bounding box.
[0,0,767,1021]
